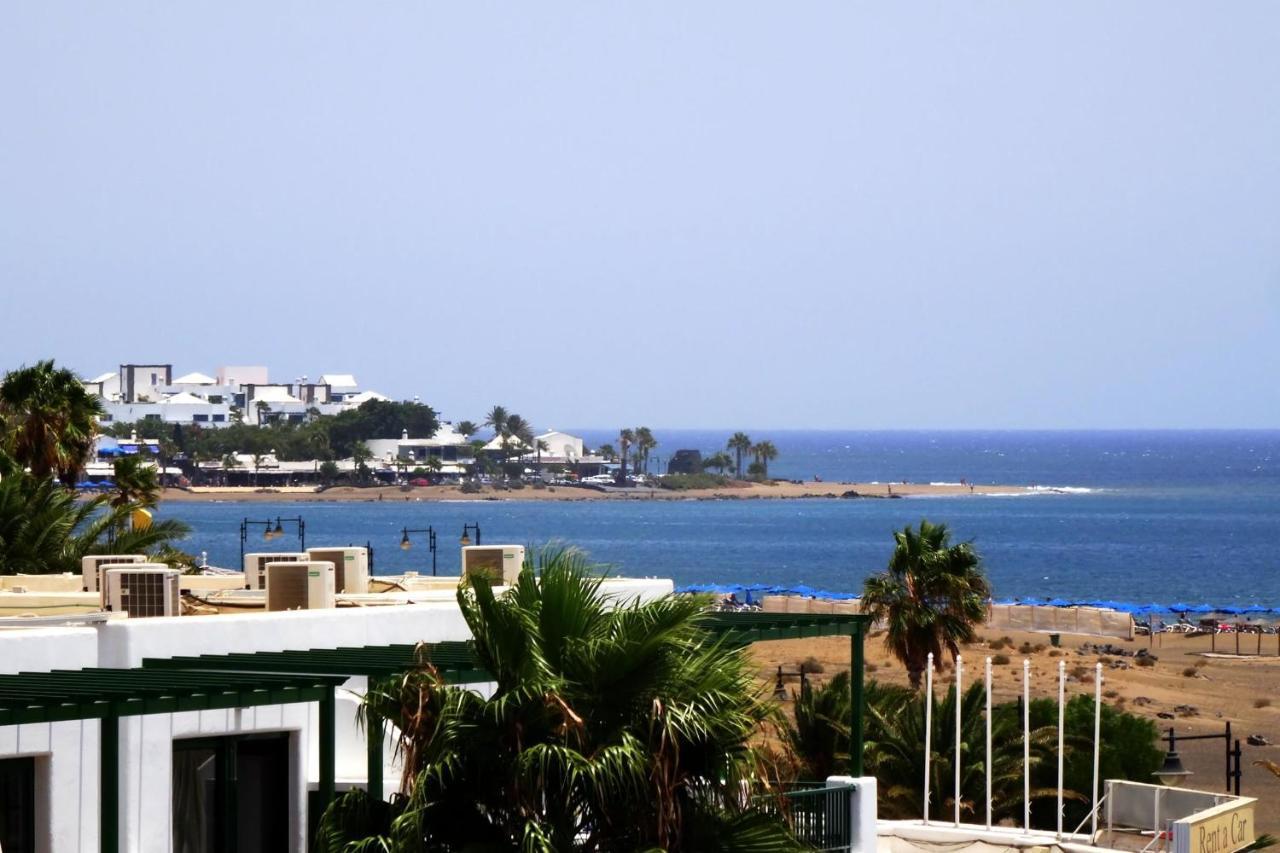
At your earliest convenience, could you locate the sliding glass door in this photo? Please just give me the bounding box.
[173,734,290,853]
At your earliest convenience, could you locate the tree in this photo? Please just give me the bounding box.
[318,460,340,486]
[110,455,160,509]
[254,400,270,425]
[351,441,373,485]
[702,451,733,474]
[861,521,992,689]
[596,443,616,462]
[864,680,1064,821]
[633,426,656,474]
[455,420,478,439]
[617,428,634,485]
[0,475,190,574]
[0,359,104,487]
[482,405,509,439]
[750,441,778,479]
[250,451,267,487]
[316,545,800,852]
[727,432,752,479]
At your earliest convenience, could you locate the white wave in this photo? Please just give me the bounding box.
[1027,485,1096,494]
[929,481,963,486]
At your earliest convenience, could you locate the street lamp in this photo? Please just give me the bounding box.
[1154,726,1242,792]
[239,516,307,565]
[1154,733,1191,787]
[460,523,481,547]
[400,526,438,576]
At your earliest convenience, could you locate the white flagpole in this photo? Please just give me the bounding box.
[1023,658,1031,834]
[955,654,962,827]
[1092,662,1103,840]
[1058,659,1066,838]
[985,656,993,831]
[924,652,934,825]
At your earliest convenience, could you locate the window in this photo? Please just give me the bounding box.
[173,734,290,853]
[212,414,226,423]
[0,756,36,853]
[193,414,209,423]
[144,414,161,422]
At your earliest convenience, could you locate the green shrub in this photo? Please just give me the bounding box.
[657,473,730,491]
[992,653,1011,666]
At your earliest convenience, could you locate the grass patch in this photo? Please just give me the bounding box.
[1182,667,1198,678]
[1134,656,1155,668]
[1255,698,1271,709]
[1104,688,1120,699]
[992,653,1011,666]
[799,656,825,674]
[988,638,1008,651]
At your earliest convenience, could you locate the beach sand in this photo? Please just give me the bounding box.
[160,480,1035,503]
[752,627,1280,830]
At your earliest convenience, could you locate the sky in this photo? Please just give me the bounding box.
[2,3,1278,430]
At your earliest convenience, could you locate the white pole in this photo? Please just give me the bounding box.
[955,654,962,827]
[1058,660,1066,839]
[985,656,993,831]
[1023,658,1031,834]
[924,652,933,825]
[1092,662,1103,839]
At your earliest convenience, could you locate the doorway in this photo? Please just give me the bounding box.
[173,733,291,853]
[0,756,35,853]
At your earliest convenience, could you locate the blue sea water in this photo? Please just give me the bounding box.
[155,431,1280,611]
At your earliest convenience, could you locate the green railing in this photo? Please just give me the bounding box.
[756,782,855,852]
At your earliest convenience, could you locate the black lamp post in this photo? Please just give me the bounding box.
[239,515,306,566]
[1155,724,1242,793]
[460,523,482,547]
[400,526,438,576]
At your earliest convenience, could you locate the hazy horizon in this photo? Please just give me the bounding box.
[3,3,1278,430]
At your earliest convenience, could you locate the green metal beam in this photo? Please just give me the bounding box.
[101,714,119,853]
[851,625,865,777]
[318,685,336,821]
[367,711,384,800]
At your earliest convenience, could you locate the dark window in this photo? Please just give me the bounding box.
[0,756,36,853]
[144,414,161,422]
[173,734,290,853]
[193,414,209,423]
[212,414,226,423]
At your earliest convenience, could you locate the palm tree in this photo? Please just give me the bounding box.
[220,453,240,486]
[596,443,616,462]
[0,475,189,575]
[750,441,778,479]
[482,405,509,439]
[702,451,733,475]
[861,521,992,688]
[864,680,1064,821]
[455,420,478,440]
[250,451,266,487]
[0,360,104,487]
[316,545,800,852]
[254,399,270,426]
[633,426,656,474]
[617,428,634,484]
[727,432,752,479]
[110,455,160,508]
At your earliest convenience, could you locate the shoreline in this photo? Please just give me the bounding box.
[157,480,1059,503]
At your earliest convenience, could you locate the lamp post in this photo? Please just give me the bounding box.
[239,515,306,566]
[460,523,482,547]
[1155,724,1242,793]
[400,526,438,576]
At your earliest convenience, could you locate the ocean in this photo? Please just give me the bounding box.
[155,431,1280,611]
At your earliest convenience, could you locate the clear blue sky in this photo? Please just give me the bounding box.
[2,3,1277,429]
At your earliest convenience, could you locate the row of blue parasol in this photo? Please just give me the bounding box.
[75,481,116,490]
[676,583,1280,617]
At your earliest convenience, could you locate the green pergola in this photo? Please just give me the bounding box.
[0,667,346,853]
[144,611,872,788]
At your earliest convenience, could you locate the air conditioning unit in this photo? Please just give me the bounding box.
[81,554,148,593]
[461,545,525,586]
[306,547,369,594]
[242,552,309,590]
[265,561,335,611]
[102,566,181,618]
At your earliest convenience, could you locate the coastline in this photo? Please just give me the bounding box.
[158,480,1048,503]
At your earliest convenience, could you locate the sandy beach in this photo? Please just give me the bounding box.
[754,626,1280,831]
[160,480,1039,503]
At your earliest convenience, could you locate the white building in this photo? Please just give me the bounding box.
[0,572,673,852]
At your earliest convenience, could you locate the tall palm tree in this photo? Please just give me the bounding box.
[455,420,478,440]
[633,426,656,474]
[110,454,160,508]
[596,443,616,462]
[750,440,778,479]
[482,405,509,439]
[0,360,104,486]
[317,545,800,852]
[617,428,634,484]
[861,521,992,688]
[727,432,752,479]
